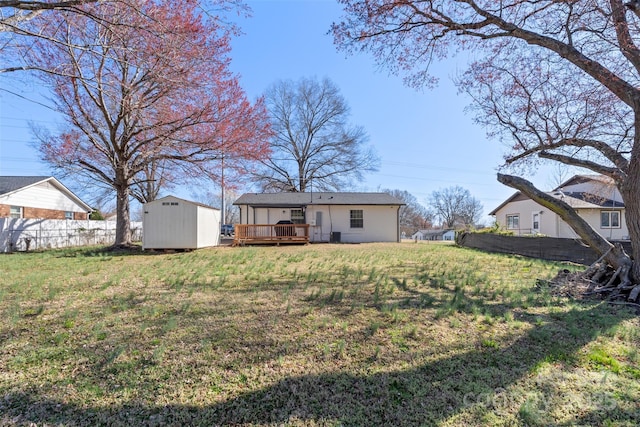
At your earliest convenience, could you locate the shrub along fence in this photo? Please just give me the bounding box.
[0,218,143,252]
[456,232,632,265]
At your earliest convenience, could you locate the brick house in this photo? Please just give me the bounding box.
[0,176,92,220]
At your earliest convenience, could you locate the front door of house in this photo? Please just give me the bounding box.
[532,213,540,234]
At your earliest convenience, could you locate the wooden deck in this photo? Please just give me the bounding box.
[233,224,310,246]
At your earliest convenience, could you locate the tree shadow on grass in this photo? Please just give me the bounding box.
[0,244,154,258]
[2,305,638,426]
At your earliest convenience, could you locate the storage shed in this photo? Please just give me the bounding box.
[143,196,220,250]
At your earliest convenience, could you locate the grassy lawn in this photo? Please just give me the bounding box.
[0,242,639,426]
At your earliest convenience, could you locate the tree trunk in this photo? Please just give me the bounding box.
[497,174,632,272]
[114,182,132,248]
[619,166,640,282]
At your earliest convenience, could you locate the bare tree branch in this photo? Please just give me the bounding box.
[252,77,379,192]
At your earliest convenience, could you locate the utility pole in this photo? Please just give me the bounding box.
[221,154,225,225]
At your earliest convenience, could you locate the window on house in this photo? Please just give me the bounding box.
[506,214,519,229]
[601,211,621,228]
[290,209,304,224]
[65,211,73,220]
[350,209,363,228]
[10,206,22,218]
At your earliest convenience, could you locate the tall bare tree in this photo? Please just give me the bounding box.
[333,0,640,300]
[25,0,270,247]
[381,188,432,235]
[429,186,483,229]
[251,76,379,192]
[1,1,103,73]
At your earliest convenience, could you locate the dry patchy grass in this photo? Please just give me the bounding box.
[0,242,639,426]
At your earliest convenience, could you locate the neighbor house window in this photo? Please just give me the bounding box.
[291,209,304,224]
[506,214,519,229]
[9,206,22,218]
[350,209,363,228]
[601,211,621,228]
[65,211,73,220]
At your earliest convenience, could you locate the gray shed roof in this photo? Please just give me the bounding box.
[234,192,404,207]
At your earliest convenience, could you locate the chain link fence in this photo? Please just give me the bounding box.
[0,219,143,252]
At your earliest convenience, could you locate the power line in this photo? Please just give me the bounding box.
[0,156,43,163]
[383,160,491,175]
[0,115,62,125]
[374,172,497,186]
[0,88,59,112]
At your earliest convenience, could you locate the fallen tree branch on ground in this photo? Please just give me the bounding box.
[498,173,638,303]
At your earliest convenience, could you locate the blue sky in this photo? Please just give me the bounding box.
[0,0,558,223]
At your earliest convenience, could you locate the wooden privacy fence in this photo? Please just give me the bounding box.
[233,224,310,246]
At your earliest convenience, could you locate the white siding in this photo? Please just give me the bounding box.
[238,206,289,225]
[493,198,550,235]
[307,206,328,242]
[196,205,220,247]
[251,207,290,224]
[237,203,400,243]
[143,196,219,249]
[494,200,629,240]
[320,205,398,243]
[576,209,628,240]
[411,231,426,240]
[1,181,88,213]
[308,205,399,243]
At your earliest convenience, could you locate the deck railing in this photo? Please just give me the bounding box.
[233,224,310,246]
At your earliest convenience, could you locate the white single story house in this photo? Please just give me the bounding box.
[0,176,92,220]
[143,195,220,250]
[233,192,404,243]
[490,175,628,240]
[411,229,456,241]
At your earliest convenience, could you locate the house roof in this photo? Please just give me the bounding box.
[553,174,614,191]
[488,191,524,216]
[0,176,93,212]
[489,185,624,215]
[0,176,51,195]
[234,192,405,207]
[147,195,219,210]
[555,191,624,208]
